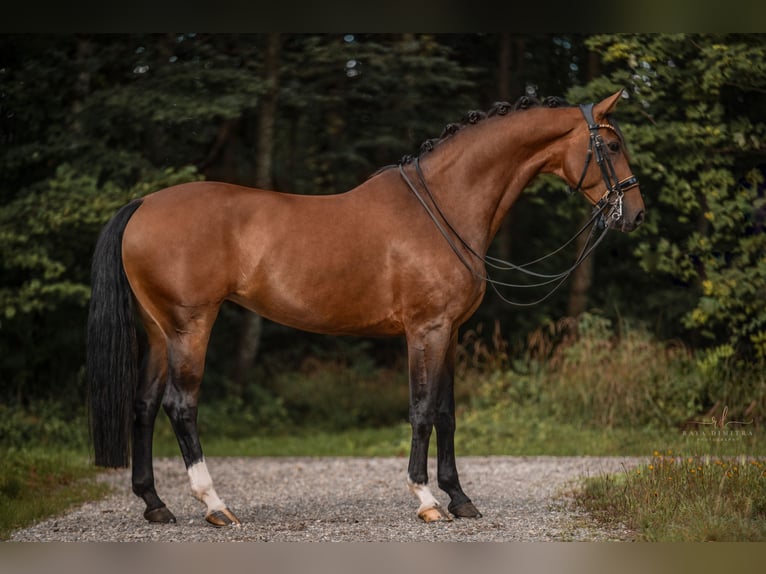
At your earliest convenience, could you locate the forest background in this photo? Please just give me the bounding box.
[1,33,765,452]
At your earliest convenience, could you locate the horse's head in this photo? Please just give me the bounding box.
[561,90,645,233]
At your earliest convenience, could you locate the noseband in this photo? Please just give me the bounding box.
[569,103,639,227]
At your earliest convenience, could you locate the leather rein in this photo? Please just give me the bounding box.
[398,102,640,307]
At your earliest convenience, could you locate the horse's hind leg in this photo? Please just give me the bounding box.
[132,317,175,523]
[163,309,240,527]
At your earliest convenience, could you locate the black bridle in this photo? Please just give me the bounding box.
[398,102,639,307]
[570,103,640,229]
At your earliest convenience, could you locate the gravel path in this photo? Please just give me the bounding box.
[10,456,641,542]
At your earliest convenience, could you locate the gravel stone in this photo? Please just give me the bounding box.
[9,456,640,542]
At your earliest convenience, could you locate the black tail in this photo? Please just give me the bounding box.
[87,199,144,468]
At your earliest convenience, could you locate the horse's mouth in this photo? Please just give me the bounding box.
[615,208,645,233]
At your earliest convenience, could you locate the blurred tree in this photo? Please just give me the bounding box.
[570,33,766,359]
[274,34,478,194]
[5,33,761,408]
[232,33,281,395]
[0,34,267,402]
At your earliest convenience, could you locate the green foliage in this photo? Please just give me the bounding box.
[458,313,765,440]
[547,314,706,428]
[0,164,200,319]
[0,163,201,400]
[277,34,478,193]
[270,361,409,431]
[573,33,766,358]
[0,401,89,450]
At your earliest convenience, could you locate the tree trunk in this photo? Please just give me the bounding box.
[71,35,92,134]
[566,47,600,318]
[495,33,514,262]
[233,33,281,395]
[566,210,595,318]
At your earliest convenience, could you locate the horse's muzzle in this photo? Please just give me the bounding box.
[617,208,645,233]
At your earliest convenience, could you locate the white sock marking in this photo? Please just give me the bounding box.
[188,459,226,514]
[407,477,441,514]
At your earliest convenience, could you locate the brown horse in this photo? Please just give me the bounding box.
[87,90,645,526]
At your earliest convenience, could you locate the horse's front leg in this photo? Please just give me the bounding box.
[405,328,453,522]
[435,334,482,518]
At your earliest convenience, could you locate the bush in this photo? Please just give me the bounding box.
[270,358,409,431]
[460,312,765,432]
[0,401,89,450]
[544,313,705,428]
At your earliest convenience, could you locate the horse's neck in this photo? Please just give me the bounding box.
[421,113,566,256]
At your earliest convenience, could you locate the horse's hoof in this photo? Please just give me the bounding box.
[205,507,241,527]
[449,501,482,518]
[144,505,176,523]
[418,505,453,523]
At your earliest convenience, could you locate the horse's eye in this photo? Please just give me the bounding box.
[608,141,621,153]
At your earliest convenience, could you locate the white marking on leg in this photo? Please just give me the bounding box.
[407,477,441,515]
[188,458,226,515]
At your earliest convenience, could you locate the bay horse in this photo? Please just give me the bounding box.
[87,90,645,526]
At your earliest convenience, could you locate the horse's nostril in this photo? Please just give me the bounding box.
[634,209,645,227]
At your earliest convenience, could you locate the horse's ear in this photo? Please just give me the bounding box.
[593,89,625,120]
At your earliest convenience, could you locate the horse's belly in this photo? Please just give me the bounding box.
[228,289,402,337]
[228,262,403,337]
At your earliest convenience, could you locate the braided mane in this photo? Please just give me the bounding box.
[400,95,570,165]
[367,95,571,179]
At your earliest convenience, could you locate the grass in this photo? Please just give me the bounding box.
[0,447,112,540]
[576,451,766,541]
[153,422,413,457]
[151,401,766,459]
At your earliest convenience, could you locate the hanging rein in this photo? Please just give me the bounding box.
[398,103,640,307]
